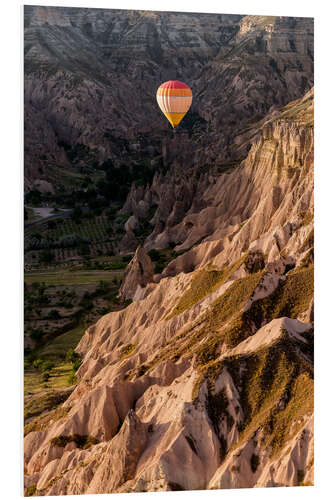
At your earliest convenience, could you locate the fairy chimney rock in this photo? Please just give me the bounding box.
[118,245,154,301]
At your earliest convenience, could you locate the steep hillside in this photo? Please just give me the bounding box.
[24,90,314,495]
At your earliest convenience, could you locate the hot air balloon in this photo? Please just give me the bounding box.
[156,80,192,128]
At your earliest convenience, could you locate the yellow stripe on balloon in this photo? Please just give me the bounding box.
[163,112,186,128]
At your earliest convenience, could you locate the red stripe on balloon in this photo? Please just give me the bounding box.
[159,80,190,90]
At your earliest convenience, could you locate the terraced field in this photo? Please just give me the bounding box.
[24,211,132,269]
[24,262,129,417]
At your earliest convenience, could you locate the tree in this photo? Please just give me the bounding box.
[40,249,55,264]
[41,361,55,373]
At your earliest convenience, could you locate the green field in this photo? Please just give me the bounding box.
[37,324,86,359]
[25,362,74,396]
[25,325,86,396]
[24,269,123,286]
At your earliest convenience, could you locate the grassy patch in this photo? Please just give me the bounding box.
[24,405,70,436]
[50,434,99,450]
[239,265,313,327]
[37,324,86,360]
[223,332,313,456]
[244,251,265,274]
[24,389,71,422]
[128,271,263,381]
[121,343,137,358]
[166,255,247,319]
[266,372,313,456]
[25,484,37,497]
[24,361,75,396]
[24,270,123,286]
[192,271,264,360]
[192,359,224,401]
[207,271,264,330]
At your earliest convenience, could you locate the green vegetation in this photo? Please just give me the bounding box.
[192,359,224,401]
[244,250,265,274]
[207,271,264,330]
[121,343,137,358]
[223,332,313,457]
[37,325,85,360]
[24,251,128,424]
[24,361,76,396]
[50,434,99,450]
[25,212,132,269]
[239,265,313,328]
[300,247,314,269]
[191,270,264,363]
[166,255,247,319]
[24,389,71,422]
[24,404,70,436]
[25,484,37,497]
[24,269,124,286]
[276,93,314,127]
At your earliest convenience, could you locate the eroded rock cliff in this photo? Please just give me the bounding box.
[24,90,314,494]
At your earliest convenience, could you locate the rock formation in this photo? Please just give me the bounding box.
[24,88,314,494]
[118,245,154,301]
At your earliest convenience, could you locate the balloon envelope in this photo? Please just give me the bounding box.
[156,80,192,128]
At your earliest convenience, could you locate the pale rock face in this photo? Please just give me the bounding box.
[118,245,154,301]
[24,9,313,495]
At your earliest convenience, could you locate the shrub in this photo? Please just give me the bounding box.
[66,347,78,363]
[72,359,82,371]
[47,309,61,320]
[154,261,165,274]
[122,254,132,264]
[137,364,148,377]
[148,249,161,261]
[30,328,44,341]
[41,361,55,373]
[244,250,265,274]
[33,359,43,370]
[40,249,55,263]
[67,372,76,385]
[121,343,136,357]
[51,434,99,450]
[25,484,37,496]
[42,372,50,382]
[96,280,110,294]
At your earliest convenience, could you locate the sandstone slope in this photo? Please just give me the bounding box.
[24,90,314,495]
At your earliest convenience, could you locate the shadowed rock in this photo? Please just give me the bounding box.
[118,245,154,301]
